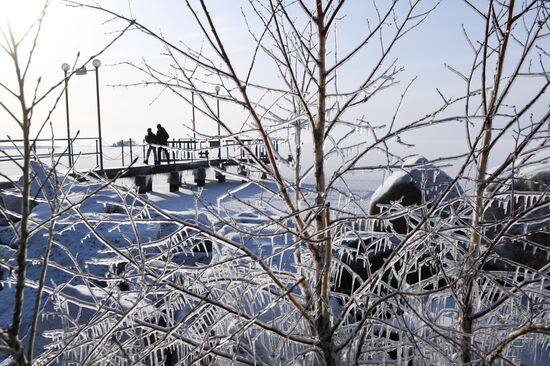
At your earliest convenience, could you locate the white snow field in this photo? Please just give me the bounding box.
[0,162,369,365]
[0,161,549,365]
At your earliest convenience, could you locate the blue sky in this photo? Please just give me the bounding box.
[0,1,471,135]
[0,0,543,177]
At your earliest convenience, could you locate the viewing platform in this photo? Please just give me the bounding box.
[0,137,278,191]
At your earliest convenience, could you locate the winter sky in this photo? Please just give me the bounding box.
[0,0,541,172]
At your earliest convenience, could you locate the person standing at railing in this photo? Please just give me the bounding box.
[144,128,158,165]
[156,123,170,164]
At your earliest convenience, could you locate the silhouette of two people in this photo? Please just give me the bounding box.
[144,124,170,165]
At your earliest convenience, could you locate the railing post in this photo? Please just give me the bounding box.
[95,140,99,166]
[94,61,104,172]
[129,138,133,163]
[171,138,175,164]
[121,140,125,167]
[62,68,73,169]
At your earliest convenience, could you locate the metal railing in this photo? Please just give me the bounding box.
[142,138,276,163]
[0,137,279,175]
[0,137,100,164]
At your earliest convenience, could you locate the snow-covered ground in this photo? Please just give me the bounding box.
[1,162,548,365]
[0,164,373,364]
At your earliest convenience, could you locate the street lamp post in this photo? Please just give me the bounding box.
[191,91,196,141]
[61,63,73,168]
[93,59,104,172]
[215,85,221,160]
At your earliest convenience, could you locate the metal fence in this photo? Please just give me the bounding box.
[0,137,101,164]
[0,136,278,177]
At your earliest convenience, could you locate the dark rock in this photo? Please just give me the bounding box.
[483,163,550,270]
[335,236,396,295]
[192,238,212,253]
[105,204,126,214]
[368,156,460,234]
[336,156,458,298]
[369,182,421,234]
[372,327,413,365]
[336,235,445,297]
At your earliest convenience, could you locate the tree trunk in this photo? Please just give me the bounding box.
[461,2,515,363]
[9,40,31,366]
[313,1,334,364]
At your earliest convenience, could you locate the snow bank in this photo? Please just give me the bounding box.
[19,160,73,202]
[0,170,169,362]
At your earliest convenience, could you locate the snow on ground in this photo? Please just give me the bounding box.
[1,163,548,364]
[0,177,162,362]
[0,163,373,364]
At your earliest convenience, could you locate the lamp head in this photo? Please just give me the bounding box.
[61,63,70,72]
[215,85,220,93]
[92,59,101,68]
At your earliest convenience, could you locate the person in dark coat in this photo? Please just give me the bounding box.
[156,124,170,164]
[144,128,158,165]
